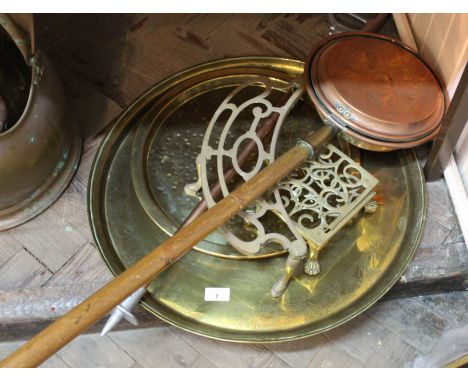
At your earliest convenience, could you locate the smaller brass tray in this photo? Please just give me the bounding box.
[130,70,355,260]
[89,57,426,342]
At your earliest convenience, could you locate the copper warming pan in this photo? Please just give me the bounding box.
[0,14,81,230]
[303,32,446,152]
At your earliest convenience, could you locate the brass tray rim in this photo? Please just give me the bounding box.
[88,56,426,343]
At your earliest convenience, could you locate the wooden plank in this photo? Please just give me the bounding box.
[0,340,23,362]
[388,274,468,300]
[45,242,113,287]
[0,311,165,343]
[434,14,468,99]
[47,180,92,241]
[455,123,468,190]
[413,13,435,56]
[74,132,107,186]
[425,64,468,180]
[0,249,52,290]
[171,327,263,368]
[416,219,450,249]
[419,14,455,75]
[67,85,122,142]
[0,284,106,325]
[407,13,432,52]
[444,219,465,245]
[385,178,468,298]
[8,198,89,272]
[308,344,364,368]
[432,14,457,72]
[416,292,468,333]
[320,313,390,364]
[366,331,423,367]
[0,284,166,341]
[191,356,217,368]
[367,295,450,353]
[0,232,23,267]
[0,339,71,368]
[412,325,468,367]
[249,349,291,368]
[40,353,70,368]
[0,340,73,368]
[443,156,468,250]
[392,14,418,50]
[441,13,468,99]
[108,327,203,367]
[56,333,135,368]
[264,334,327,367]
[425,179,463,233]
[402,242,467,281]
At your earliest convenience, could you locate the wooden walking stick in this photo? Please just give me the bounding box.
[0,126,335,368]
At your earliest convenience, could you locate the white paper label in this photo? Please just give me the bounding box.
[204,288,230,302]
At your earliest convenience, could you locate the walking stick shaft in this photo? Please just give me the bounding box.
[0,126,333,368]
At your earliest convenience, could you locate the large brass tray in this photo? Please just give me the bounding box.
[89,57,426,342]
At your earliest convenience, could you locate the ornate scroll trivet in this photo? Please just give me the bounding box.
[274,144,378,283]
[185,77,379,296]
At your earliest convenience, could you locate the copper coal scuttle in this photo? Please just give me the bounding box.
[0,14,81,230]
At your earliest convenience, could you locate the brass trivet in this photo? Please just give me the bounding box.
[185,77,378,296]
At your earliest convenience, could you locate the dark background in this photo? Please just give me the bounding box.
[34,14,397,141]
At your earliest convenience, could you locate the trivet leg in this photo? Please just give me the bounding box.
[304,245,320,276]
[271,239,307,297]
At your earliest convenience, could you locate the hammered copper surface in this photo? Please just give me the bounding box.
[89,57,426,342]
[305,33,446,148]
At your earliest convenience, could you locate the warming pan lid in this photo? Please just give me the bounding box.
[305,32,446,144]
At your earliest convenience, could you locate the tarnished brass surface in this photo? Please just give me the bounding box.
[0,17,81,230]
[305,32,446,151]
[89,57,426,342]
